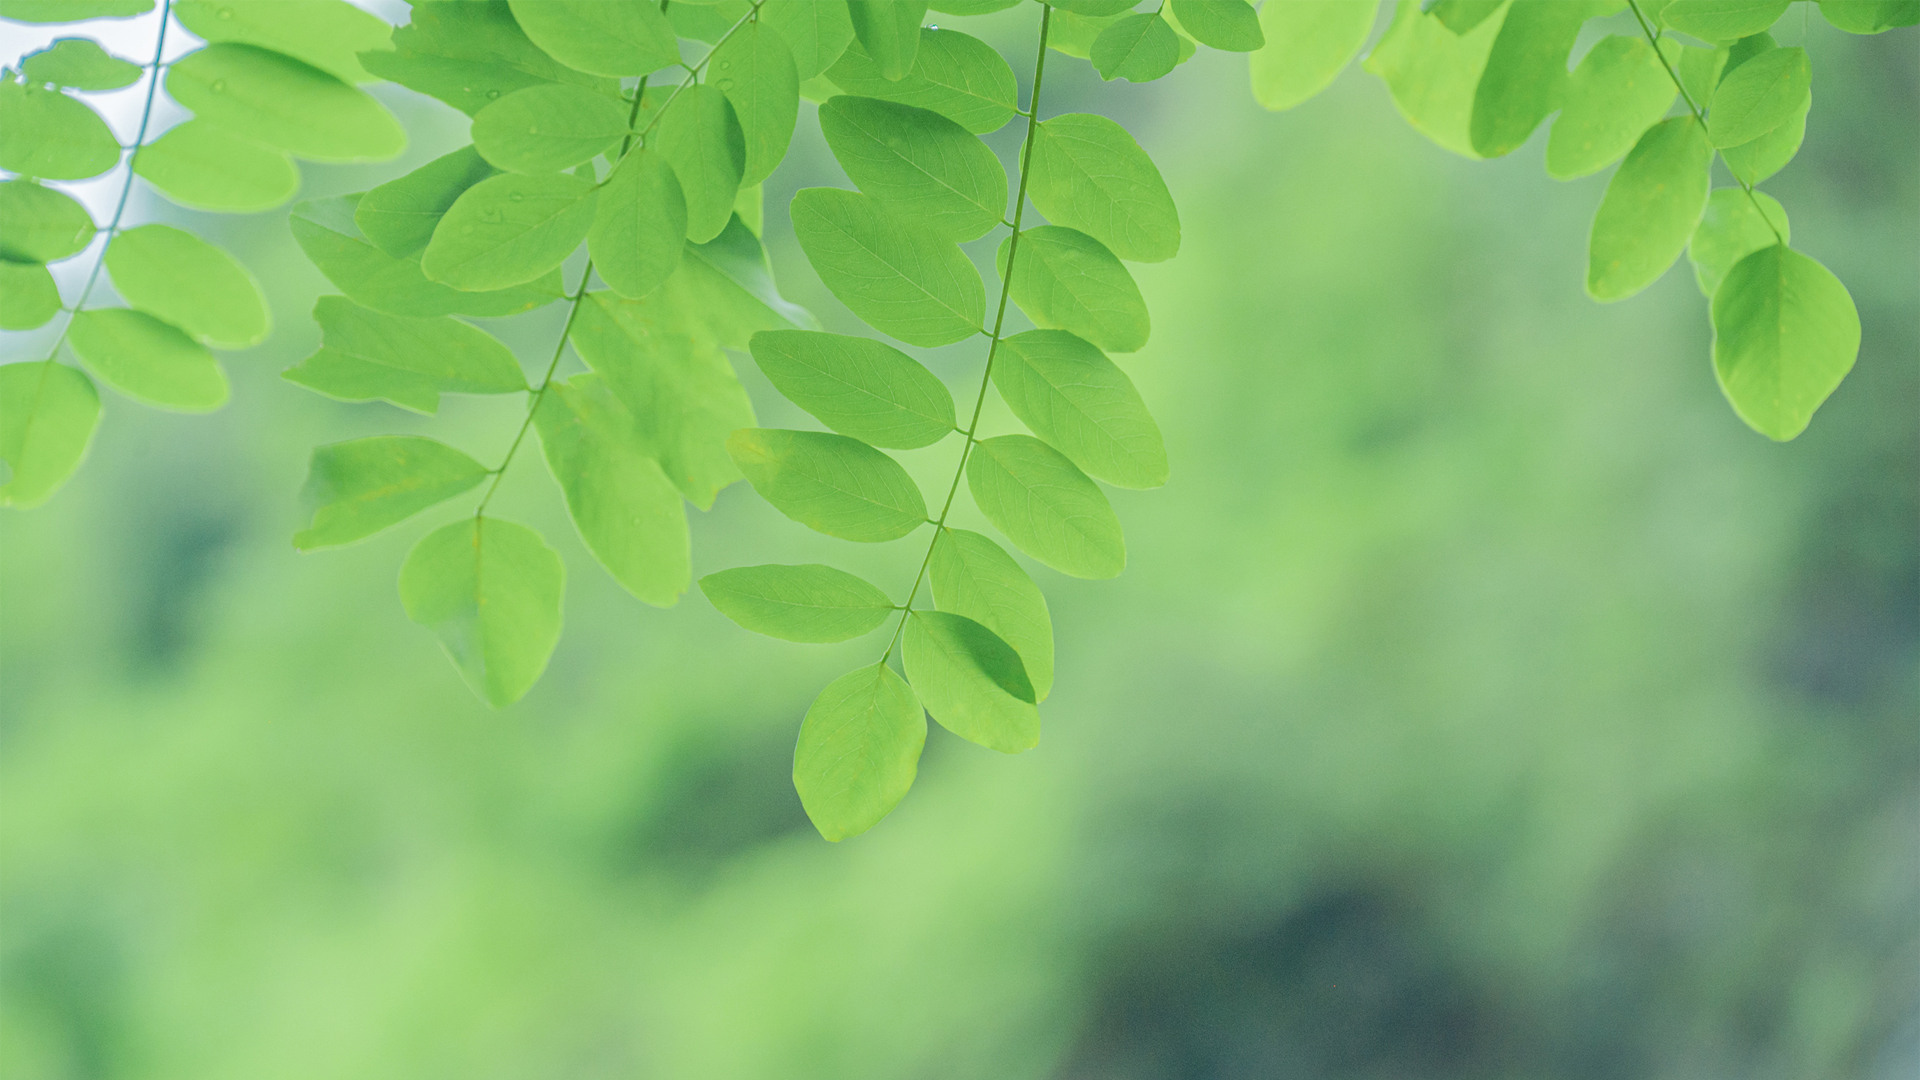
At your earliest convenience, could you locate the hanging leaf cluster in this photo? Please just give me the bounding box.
[0,0,403,507]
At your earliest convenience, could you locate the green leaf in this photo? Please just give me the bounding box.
[1545,36,1677,180]
[735,182,764,236]
[0,362,98,508]
[293,435,491,551]
[0,263,60,331]
[421,172,597,291]
[290,195,565,318]
[1587,115,1712,301]
[790,187,986,347]
[19,38,142,90]
[653,83,746,244]
[1028,114,1180,263]
[1248,0,1378,111]
[817,95,1006,242]
[1431,0,1505,33]
[930,527,1054,701]
[763,0,857,80]
[174,0,393,84]
[666,215,818,345]
[1662,0,1790,41]
[847,0,927,80]
[167,44,404,163]
[825,29,1019,134]
[105,224,270,349]
[993,329,1167,489]
[1049,9,1129,59]
[0,0,151,21]
[727,427,928,542]
[700,563,894,642]
[0,81,119,180]
[903,610,1038,752]
[711,19,801,186]
[359,0,620,117]
[1050,0,1140,14]
[1708,45,1808,148]
[1718,90,1806,184]
[665,0,749,45]
[355,145,496,259]
[1676,41,1727,108]
[285,295,526,413]
[570,291,757,508]
[588,146,687,300]
[506,0,680,77]
[749,329,957,449]
[1091,13,1181,83]
[998,226,1150,354]
[792,663,925,842]
[1469,0,1606,159]
[931,0,1026,12]
[1171,0,1265,51]
[1363,0,1509,158]
[1819,0,1920,33]
[66,309,228,412]
[399,517,564,708]
[1688,187,1788,298]
[0,180,94,263]
[132,120,298,213]
[534,374,690,606]
[1712,244,1858,440]
[472,83,630,174]
[967,433,1124,579]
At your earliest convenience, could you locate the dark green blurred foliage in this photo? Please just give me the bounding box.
[2,16,1913,1080]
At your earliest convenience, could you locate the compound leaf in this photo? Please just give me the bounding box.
[1028,113,1180,263]
[793,663,925,841]
[993,329,1167,489]
[133,120,298,213]
[167,44,404,163]
[1249,0,1378,111]
[66,309,228,412]
[534,374,691,606]
[174,0,393,84]
[903,609,1038,752]
[653,83,747,243]
[825,29,1018,134]
[472,82,630,174]
[1711,244,1858,441]
[588,146,686,299]
[749,329,956,449]
[791,187,986,347]
[0,362,99,508]
[712,18,801,186]
[1546,35,1678,180]
[1587,115,1712,301]
[293,435,491,550]
[0,80,119,180]
[399,517,564,708]
[818,95,1006,242]
[930,527,1054,701]
[19,38,142,90]
[1688,187,1788,298]
[700,563,894,642]
[967,433,1124,579]
[105,224,270,349]
[0,180,94,263]
[421,172,598,291]
[506,0,680,77]
[999,226,1149,354]
[290,195,564,318]
[360,0,619,117]
[727,427,927,542]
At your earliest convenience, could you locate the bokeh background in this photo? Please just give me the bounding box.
[3,4,1915,1078]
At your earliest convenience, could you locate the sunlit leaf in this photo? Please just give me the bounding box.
[903,609,1038,752]
[293,435,491,550]
[711,19,801,186]
[0,0,151,20]
[399,516,564,708]
[930,527,1054,701]
[967,433,1124,579]
[167,44,404,163]
[1028,113,1180,263]
[792,663,925,841]
[653,83,746,244]
[763,0,857,80]
[534,374,690,606]
[1171,0,1265,51]
[1545,35,1677,180]
[472,83,630,174]
[1091,13,1181,82]
[105,224,270,349]
[665,215,818,345]
[699,563,894,642]
[1675,41,1727,108]
[507,0,680,78]
[1688,187,1788,299]
[1587,115,1712,301]
[1819,0,1920,33]
[0,80,120,180]
[174,0,393,84]
[1468,0,1608,159]
[791,187,986,347]
[290,195,565,318]
[1430,0,1504,34]
[283,295,526,413]
[1711,244,1858,441]
[354,145,495,259]
[825,28,1019,134]
[421,172,597,291]
[0,361,98,508]
[1718,90,1806,184]
[749,329,957,449]
[998,226,1149,354]
[1363,0,1509,158]
[1708,45,1808,148]
[847,0,927,80]
[588,146,686,300]
[360,0,618,117]
[817,95,1006,242]
[66,309,228,412]
[1662,0,1790,42]
[0,180,94,263]
[19,38,142,90]
[0,263,60,330]
[727,427,928,542]
[1249,0,1378,111]
[993,329,1167,489]
[133,120,298,213]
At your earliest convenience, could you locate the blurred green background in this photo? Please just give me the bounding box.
[2,7,1915,1078]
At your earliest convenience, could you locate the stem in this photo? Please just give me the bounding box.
[1625,0,1785,244]
[880,3,1054,664]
